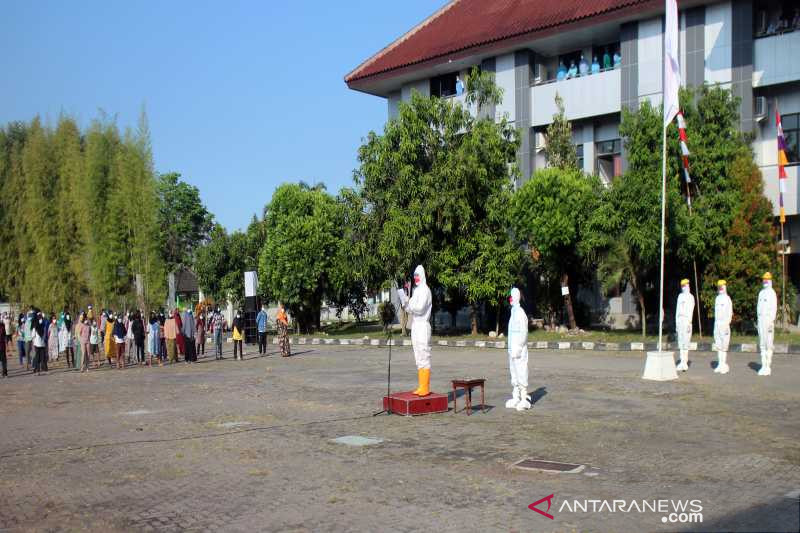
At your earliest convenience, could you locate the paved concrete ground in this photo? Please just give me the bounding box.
[0,343,798,532]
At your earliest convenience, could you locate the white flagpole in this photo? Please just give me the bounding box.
[657,123,667,352]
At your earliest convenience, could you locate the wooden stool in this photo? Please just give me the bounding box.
[451,378,486,415]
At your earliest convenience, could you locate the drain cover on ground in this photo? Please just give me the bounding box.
[513,459,585,473]
[331,435,383,447]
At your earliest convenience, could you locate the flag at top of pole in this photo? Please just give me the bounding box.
[664,0,680,128]
[777,106,788,224]
[646,0,682,378]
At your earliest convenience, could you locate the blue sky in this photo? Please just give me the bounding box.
[1,1,446,231]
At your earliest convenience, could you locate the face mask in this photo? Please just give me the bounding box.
[414,274,421,286]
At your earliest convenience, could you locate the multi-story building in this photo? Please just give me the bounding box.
[345,0,800,317]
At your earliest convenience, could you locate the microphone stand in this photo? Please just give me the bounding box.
[375,280,406,416]
[373,326,393,416]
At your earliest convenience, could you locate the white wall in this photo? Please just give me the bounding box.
[754,90,800,217]
[638,17,663,101]
[388,92,401,120]
[531,69,621,127]
[704,1,733,85]
[753,31,800,87]
[495,53,516,122]
[401,79,429,101]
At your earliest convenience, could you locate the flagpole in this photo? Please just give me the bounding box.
[658,123,667,352]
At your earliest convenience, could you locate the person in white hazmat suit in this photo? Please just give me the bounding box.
[713,280,733,374]
[397,265,433,396]
[757,272,777,376]
[505,288,531,411]
[675,279,695,371]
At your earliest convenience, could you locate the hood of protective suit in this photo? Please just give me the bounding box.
[510,287,521,306]
[414,265,427,286]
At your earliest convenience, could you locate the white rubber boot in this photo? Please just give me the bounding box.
[763,351,772,376]
[717,351,729,374]
[758,352,769,376]
[505,386,520,409]
[516,386,531,411]
[676,350,689,371]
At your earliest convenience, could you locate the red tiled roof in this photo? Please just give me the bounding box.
[345,0,653,83]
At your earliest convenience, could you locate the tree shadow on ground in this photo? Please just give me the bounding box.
[678,494,798,532]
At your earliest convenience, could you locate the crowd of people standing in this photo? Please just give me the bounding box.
[0,303,290,378]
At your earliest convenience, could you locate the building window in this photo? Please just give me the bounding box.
[783,113,799,164]
[576,144,584,171]
[595,139,622,182]
[591,43,621,71]
[754,0,800,37]
[430,72,459,98]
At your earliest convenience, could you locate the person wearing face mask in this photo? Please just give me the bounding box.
[112,313,127,369]
[164,310,178,364]
[104,312,116,366]
[713,280,733,374]
[675,279,695,372]
[181,308,196,363]
[48,315,60,364]
[757,272,777,376]
[256,305,269,355]
[195,311,206,357]
[232,311,245,360]
[211,306,225,360]
[505,287,531,411]
[32,312,47,374]
[396,265,433,396]
[62,312,75,368]
[276,303,290,357]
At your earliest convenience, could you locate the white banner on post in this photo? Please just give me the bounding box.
[244,271,258,297]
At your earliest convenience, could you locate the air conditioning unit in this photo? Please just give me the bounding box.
[754,96,767,123]
[534,132,546,151]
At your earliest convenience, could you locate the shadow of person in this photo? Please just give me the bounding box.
[530,386,547,405]
[747,361,763,373]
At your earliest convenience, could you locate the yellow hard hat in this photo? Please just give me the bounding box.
[762,272,772,280]
[680,278,690,286]
[717,280,727,287]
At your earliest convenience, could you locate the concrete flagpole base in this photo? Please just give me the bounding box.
[642,351,678,381]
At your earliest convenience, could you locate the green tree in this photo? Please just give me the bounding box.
[512,168,601,329]
[543,94,578,171]
[701,154,789,326]
[258,183,342,332]
[465,65,503,117]
[194,224,233,302]
[583,100,670,336]
[354,90,521,335]
[156,171,214,273]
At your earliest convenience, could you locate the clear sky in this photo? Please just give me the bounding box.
[1,1,446,231]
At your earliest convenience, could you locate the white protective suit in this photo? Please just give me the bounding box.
[675,286,695,371]
[713,288,733,374]
[757,281,777,376]
[397,265,432,370]
[505,288,531,411]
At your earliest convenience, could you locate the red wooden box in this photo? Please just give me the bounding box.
[382,391,449,416]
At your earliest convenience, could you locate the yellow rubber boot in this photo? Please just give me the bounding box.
[417,368,430,396]
[412,369,423,395]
